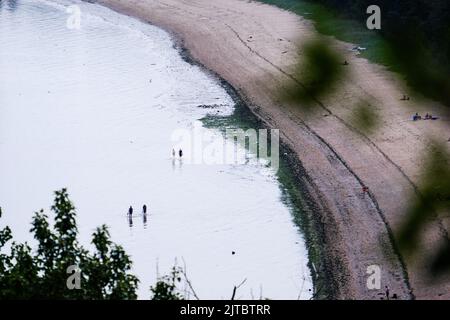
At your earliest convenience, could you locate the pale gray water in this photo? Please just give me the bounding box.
[0,0,312,299]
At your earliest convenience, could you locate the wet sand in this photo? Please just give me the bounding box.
[92,0,450,299]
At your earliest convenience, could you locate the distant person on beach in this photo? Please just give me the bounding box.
[385,286,390,300]
[179,149,183,158]
[413,113,421,121]
[425,113,437,120]
[172,149,176,158]
[128,206,133,216]
[143,204,147,215]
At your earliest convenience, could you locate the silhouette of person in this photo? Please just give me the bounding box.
[172,149,176,158]
[143,204,147,215]
[128,206,133,216]
[179,149,183,158]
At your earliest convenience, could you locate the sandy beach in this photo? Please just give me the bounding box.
[92,0,450,299]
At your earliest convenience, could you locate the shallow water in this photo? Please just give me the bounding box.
[0,0,312,299]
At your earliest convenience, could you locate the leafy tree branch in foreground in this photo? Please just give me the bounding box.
[0,189,138,299]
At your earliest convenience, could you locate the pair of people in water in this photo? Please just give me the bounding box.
[172,149,183,158]
[128,204,147,216]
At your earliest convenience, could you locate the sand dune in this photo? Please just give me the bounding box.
[94,0,450,299]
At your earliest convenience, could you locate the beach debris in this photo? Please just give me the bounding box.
[350,46,367,55]
[352,46,367,52]
[196,104,223,109]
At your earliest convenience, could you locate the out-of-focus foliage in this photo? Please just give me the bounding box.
[350,100,380,134]
[0,189,139,299]
[262,0,450,106]
[284,39,346,111]
[397,143,450,276]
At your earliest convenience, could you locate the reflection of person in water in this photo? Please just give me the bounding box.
[143,212,147,227]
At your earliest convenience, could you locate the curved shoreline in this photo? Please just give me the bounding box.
[90,0,450,299]
[175,45,343,299]
[174,32,335,299]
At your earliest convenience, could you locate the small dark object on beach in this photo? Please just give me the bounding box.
[232,251,235,255]
[143,204,147,214]
[128,206,133,216]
